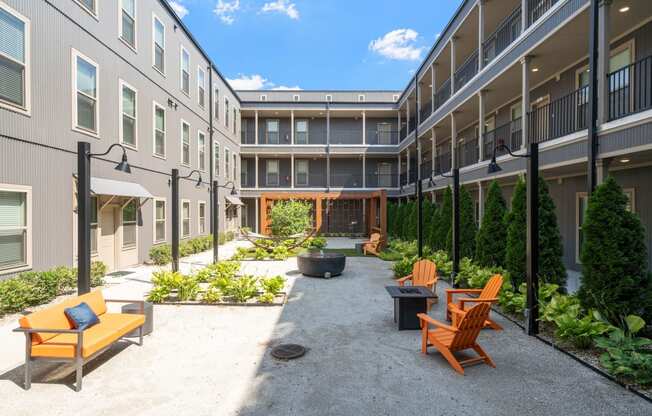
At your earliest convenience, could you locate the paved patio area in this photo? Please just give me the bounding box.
[0,243,650,415]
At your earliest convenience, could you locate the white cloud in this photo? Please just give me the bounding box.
[226,74,301,90]
[169,1,189,18]
[214,0,240,25]
[369,29,424,61]
[261,0,300,20]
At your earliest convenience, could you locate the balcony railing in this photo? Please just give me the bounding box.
[408,117,416,134]
[366,129,399,145]
[261,173,291,188]
[330,129,364,145]
[241,172,255,188]
[420,99,432,122]
[294,174,327,188]
[400,125,408,141]
[454,50,479,93]
[241,129,255,144]
[483,118,522,160]
[420,160,433,180]
[528,0,559,27]
[459,139,479,168]
[400,173,408,187]
[483,6,521,66]
[330,173,363,188]
[528,86,588,144]
[435,149,451,175]
[433,78,451,113]
[608,55,652,121]
[366,173,398,188]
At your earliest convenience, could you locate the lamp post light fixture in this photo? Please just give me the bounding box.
[487,141,540,336]
[211,180,237,264]
[439,168,460,287]
[77,142,131,295]
[171,168,203,272]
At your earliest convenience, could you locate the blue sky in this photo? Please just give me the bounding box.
[168,0,463,91]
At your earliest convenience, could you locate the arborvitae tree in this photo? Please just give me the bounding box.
[432,186,452,252]
[475,181,507,268]
[505,178,527,288]
[537,177,567,288]
[407,200,418,241]
[401,201,414,240]
[578,176,652,324]
[427,199,440,250]
[387,202,397,238]
[422,198,435,251]
[446,186,477,259]
[396,202,408,240]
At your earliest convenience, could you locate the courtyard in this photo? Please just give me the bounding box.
[0,239,649,416]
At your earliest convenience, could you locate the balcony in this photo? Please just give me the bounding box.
[529,86,588,144]
[400,125,408,142]
[454,50,479,93]
[483,6,521,67]
[420,160,433,180]
[241,172,255,188]
[459,138,479,168]
[330,129,363,145]
[294,173,327,188]
[408,116,416,134]
[241,129,255,145]
[366,129,399,145]
[365,173,398,188]
[608,54,652,122]
[435,147,451,175]
[261,173,291,188]
[330,173,363,188]
[420,99,432,122]
[483,118,522,160]
[527,0,559,27]
[433,78,451,113]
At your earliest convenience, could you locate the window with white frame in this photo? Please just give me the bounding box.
[214,85,219,119]
[266,119,279,144]
[75,0,97,16]
[392,94,399,102]
[197,66,205,108]
[122,200,137,248]
[325,94,332,102]
[180,46,189,94]
[293,94,300,102]
[181,200,190,238]
[233,153,237,180]
[233,108,237,134]
[0,4,29,112]
[295,119,308,144]
[214,142,220,176]
[198,201,206,234]
[154,199,166,243]
[241,159,248,185]
[198,131,206,171]
[224,97,230,128]
[181,120,190,165]
[120,80,137,147]
[225,148,230,179]
[120,0,136,49]
[266,160,279,186]
[296,159,308,186]
[152,14,165,74]
[260,94,267,101]
[377,122,392,145]
[90,196,98,253]
[358,94,365,102]
[72,49,99,135]
[0,187,30,272]
[153,101,165,157]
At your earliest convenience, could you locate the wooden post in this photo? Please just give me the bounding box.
[379,190,387,248]
[315,196,323,234]
[369,196,377,236]
[260,196,268,235]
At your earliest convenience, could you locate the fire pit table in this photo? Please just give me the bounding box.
[385,286,437,330]
[297,252,346,278]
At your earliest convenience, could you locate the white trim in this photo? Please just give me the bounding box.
[181,199,191,238]
[180,119,190,166]
[214,141,221,177]
[197,65,206,108]
[224,97,230,128]
[71,48,100,138]
[152,100,166,159]
[198,129,207,172]
[180,45,190,96]
[74,0,98,18]
[153,197,166,243]
[0,2,31,116]
[151,13,165,76]
[197,200,207,235]
[118,79,138,149]
[0,183,32,275]
[118,0,137,52]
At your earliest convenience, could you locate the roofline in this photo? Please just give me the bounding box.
[237,89,402,93]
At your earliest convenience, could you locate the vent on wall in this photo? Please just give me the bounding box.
[393,94,399,102]
[260,95,267,101]
[293,94,300,102]
[358,94,365,102]
[325,94,333,102]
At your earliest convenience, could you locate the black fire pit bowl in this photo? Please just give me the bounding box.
[297,252,346,278]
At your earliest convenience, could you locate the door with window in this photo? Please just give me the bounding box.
[377,123,393,145]
[510,103,522,148]
[295,160,309,186]
[98,206,117,272]
[266,120,279,144]
[266,160,279,186]
[377,162,392,187]
[120,200,138,267]
[0,189,29,273]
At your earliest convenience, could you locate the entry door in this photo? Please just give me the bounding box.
[377,162,392,187]
[98,206,117,271]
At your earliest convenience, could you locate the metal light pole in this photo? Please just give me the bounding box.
[415,80,423,258]
[487,142,540,335]
[440,168,460,286]
[171,169,203,272]
[211,180,236,264]
[77,142,131,294]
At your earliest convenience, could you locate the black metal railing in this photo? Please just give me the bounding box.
[420,160,432,180]
[408,116,416,134]
[459,139,479,168]
[528,86,588,143]
[400,173,408,187]
[483,118,522,160]
[608,55,652,121]
[435,148,451,175]
[240,172,255,188]
[330,173,363,188]
[241,129,255,144]
[366,173,398,188]
[420,99,432,122]
[294,173,327,188]
[483,6,522,66]
[366,129,399,145]
[330,129,364,145]
[399,125,408,141]
[433,78,451,112]
[454,50,479,93]
[262,174,291,188]
[528,0,559,27]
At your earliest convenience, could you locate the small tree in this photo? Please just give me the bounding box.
[476,181,507,268]
[387,202,398,238]
[399,202,411,240]
[578,177,652,324]
[505,178,527,288]
[447,186,477,259]
[269,200,312,237]
[432,186,452,252]
[426,198,439,250]
[422,198,435,251]
[538,177,566,287]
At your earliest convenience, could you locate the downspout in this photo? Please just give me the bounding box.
[587,0,599,193]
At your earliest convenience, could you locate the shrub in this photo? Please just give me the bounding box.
[257,292,275,304]
[260,275,286,295]
[505,178,527,288]
[195,261,240,282]
[537,178,566,288]
[271,245,290,260]
[149,244,172,265]
[269,200,312,237]
[90,261,107,287]
[392,256,417,278]
[540,294,581,323]
[254,248,268,260]
[150,270,199,301]
[431,186,452,252]
[498,282,559,316]
[387,202,398,238]
[451,186,477,259]
[578,176,652,325]
[475,181,507,268]
[553,310,612,350]
[224,276,259,302]
[455,258,504,289]
[305,236,327,250]
[202,287,223,303]
[428,250,452,277]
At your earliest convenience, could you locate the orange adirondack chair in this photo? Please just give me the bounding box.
[362,233,382,256]
[397,259,439,308]
[445,274,503,330]
[417,302,496,375]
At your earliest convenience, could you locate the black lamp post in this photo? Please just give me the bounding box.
[171,168,203,272]
[77,142,131,295]
[211,180,237,264]
[487,142,540,335]
[439,168,460,286]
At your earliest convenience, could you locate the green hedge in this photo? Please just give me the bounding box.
[149,233,235,266]
[0,261,106,316]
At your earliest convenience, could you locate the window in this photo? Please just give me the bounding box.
[90,196,98,253]
[293,94,300,102]
[260,94,267,101]
[393,94,399,102]
[214,85,219,119]
[225,148,230,179]
[266,119,279,144]
[120,80,137,147]
[198,201,206,234]
[233,108,237,134]
[181,120,190,165]
[198,131,206,171]
[577,42,633,95]
[119,0,136,49]
[377,162,392,187]
[75,0,97,16]
[358,94,366,102]
[224,97,230,128]
[0,3,29,113]
[325,94,332,102]
[233,153,237,180]
[266,160,279,186]
[154,199,166,243]
[153,101,165,157]
[72,49,99,135]
[152,14,165,74]
[296,160,308,186]
[295,120,308,144]
[214,143,220,176]
[241,159,248,185]
[377,122,392,145]
[0,187,30,272]
[180,46,189,94]
[122,200,137,248]
[197,66,205,107]
[181,200,190,238]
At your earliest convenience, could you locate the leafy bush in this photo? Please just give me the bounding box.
[149,244,172,265]
[148,233,236,266]
[202,287,223,303]
[271,245,290,260]
[224,276,259,302]
[498,282,559,316]
[446,186,476,259]
[260,276,286,295]
[257,292,275,304]
[304,236,327,250]
[505,178,527,288]
[553,310,612,349]
[254,248,268,260]
[195,261,240,282]
[269,200,312,237]
[428,250,452,277]
[540,294,581,323]
[149,271,199,301]
[475,180,507,268]
[392,256,417,278]
[455,258,504,289]
[431,187,452,251]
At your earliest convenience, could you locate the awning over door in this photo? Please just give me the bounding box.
[225,195,244,206]
[91,177,154,199]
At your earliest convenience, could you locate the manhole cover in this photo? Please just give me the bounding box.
[271,344,306,360]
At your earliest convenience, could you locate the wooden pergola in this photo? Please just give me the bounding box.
[259,190,387,240]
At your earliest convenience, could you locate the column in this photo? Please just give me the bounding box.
[254,155,259,188]
[362,154,366,187]
[478,90,486,161]
[260,196,267,235]
[416,81,421,125]
[406,148,411,183]
[431,63,436,113]
[478,182,485,223]
[597,0,612,125]
[522,0,529,32]
[521,56,531,150]
[596,158,610,185]
[478,0,485,71]
[326,107,331,188]
[397,153,401,188]
[315,197,323,232]
[431,128,436,176]
[291,154,295,188]
[362,110,366,144]
[254,110,259,144]
[450,37,456,93]
[290,110,295,144]
[397,110,401,138]
[255,198,259,233]
[451,113,457,170]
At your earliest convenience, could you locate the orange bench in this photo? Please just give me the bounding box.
[13,290,145,392]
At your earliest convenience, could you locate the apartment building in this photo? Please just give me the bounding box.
[0,0,242,277]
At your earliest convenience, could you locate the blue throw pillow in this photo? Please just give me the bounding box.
[64,302,100,330]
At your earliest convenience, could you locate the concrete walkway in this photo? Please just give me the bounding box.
[0,249,650,415]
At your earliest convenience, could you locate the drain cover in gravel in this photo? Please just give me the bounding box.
[271,344,306,360]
